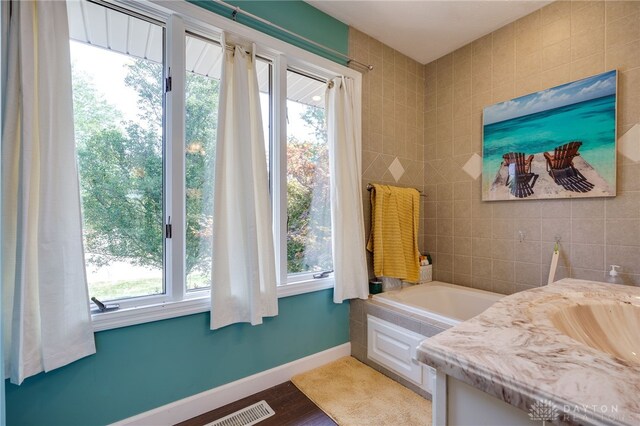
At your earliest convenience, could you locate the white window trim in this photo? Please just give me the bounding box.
[87,0,361,331]
[92,277,335,332]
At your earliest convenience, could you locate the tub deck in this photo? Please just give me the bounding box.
[373,281,503,326]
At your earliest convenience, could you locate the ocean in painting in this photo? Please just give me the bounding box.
[482,94,616,193]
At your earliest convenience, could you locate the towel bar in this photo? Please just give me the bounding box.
[366,183,427,197]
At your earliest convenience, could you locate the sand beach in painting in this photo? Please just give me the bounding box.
[482,70,617,201]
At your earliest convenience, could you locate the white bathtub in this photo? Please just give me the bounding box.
[373,281,503,326]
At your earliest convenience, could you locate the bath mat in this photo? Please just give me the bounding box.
[291,356,431,426]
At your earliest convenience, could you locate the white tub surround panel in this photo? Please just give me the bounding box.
[417,279,640,426]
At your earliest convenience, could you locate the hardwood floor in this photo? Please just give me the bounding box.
[176,381,337,426]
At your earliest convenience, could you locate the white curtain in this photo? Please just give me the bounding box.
[211,38,278,329]
[2,0,96,384]
[326,77,369,303]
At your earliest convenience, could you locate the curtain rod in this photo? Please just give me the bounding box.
[212,0,374,71]
[367,183,427,198]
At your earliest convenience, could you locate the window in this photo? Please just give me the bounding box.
[286,70,332,277]
[183,35,271,292]
[69,2,165,302]
[65,0,358,330]
[184,33,222,292]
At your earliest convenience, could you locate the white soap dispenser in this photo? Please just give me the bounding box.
[607,265,623,284]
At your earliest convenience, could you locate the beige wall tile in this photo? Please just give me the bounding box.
[516,10,542,53]
[454,61,472,85]
[541,63,571,88]
[454,199,472,217]
[541,1,571,25]
[492,82,516,104]
[516,261,542,286]
[606,245,640,274]
[570,52,605,80]
[454,181,472,200]
[571,243,604,270]
[352,1,640,291]
[541,218,572,242]
[437,182,453,201]
[571,1,605,35]
[437,236,454,254]
[516,241,542,263]
[571,267,606,281]
[437,201,454,218]
[437,253,453,272]
[473,34,493,70]
[455,236,472,256]
[472,276,493,291]
[620,164,640,192]
[438,218,454,236]
[606,40,640,73]
[493,280,516,294]
[472,257,492,277]
[571,198,604,218]
[472,71,492,95]
[542,16,571,47]
[514,217,542,241]
[605,1,640,23]
[492,239,516,261]
[493,260,515,281]
[606,191,640,218]
[425,218,437,236]
[606,13,640,49]
[606,219,640,246]
[492,218,515,239]
[437,85,453,106]
[473,219,493,239]
[570,25,604,61]
[542,39,571,70]
[571,218,605,244]
[516,51,542,79]
[540,199,572,218]
[454,217,472,237]
[454,255,472,275]
[515,75,543,97]
[617,69,640,128]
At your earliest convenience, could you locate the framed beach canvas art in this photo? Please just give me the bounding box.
[482,70,617,201]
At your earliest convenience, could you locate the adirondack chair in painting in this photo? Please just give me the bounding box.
[543,141,594,192]
[543,141,582,182]
[503,153,534,185]
[503,152,539,198]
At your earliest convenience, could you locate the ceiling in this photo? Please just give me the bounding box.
[306,0,552,64]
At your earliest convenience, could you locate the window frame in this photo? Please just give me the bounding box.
[283,66,334,285]
[86,0,361,331]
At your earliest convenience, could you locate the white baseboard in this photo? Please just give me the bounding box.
[112,343,351,426]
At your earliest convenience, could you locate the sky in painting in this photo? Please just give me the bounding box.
[484,70,617,125]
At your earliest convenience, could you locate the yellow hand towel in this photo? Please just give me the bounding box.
[366,184,420,282]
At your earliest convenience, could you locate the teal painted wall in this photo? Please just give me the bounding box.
[5,2,351,425]
[188,0,349,63]
[6,290,349,425]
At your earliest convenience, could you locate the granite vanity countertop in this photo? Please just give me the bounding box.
[416,278,640,426]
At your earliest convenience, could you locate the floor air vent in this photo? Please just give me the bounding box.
[205,400,275,426]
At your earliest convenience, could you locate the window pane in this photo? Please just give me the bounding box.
[185,34,222,291]
[256,59,271,167]
[185,38,272,291]
[69,4,164,301]
[286,70,332,275]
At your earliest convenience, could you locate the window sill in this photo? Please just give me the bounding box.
[91,277,334,332]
